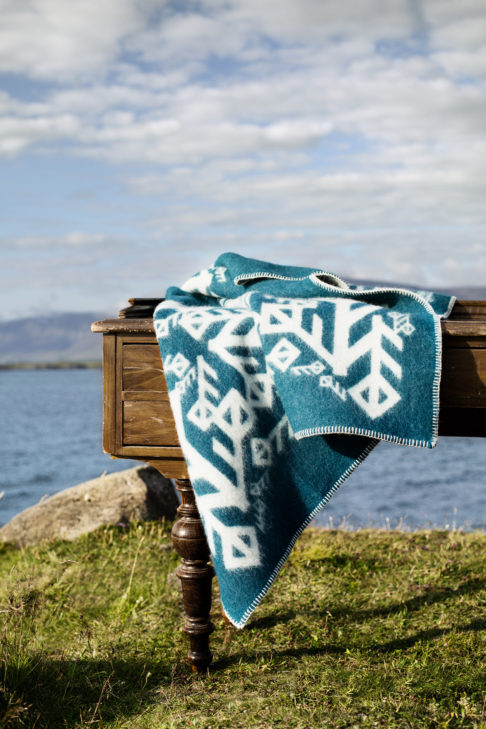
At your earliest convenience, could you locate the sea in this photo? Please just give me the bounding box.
[1,369,485,531]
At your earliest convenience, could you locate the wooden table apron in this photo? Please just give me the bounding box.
[92,300,486,671]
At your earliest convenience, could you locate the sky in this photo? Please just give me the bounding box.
[1,0,485,319]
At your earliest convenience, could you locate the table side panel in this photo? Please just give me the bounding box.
[118,336,181,449]
[105,329,486,454]
[123,399,179,445]
[441,347,486,407]
[439,408,485,437]
[102,335,116,455]
[104,333,187,477]
[449,301,486,319]
[122,343,168,392]
[117,334,486,410]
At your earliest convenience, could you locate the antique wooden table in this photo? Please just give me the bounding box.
[92,299,486,671]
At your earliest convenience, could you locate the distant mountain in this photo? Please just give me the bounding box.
[0,312,106,364]
[1,284,485,364]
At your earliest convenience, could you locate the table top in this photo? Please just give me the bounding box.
[92,299,486,338]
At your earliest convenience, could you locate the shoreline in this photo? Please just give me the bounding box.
[0,360,102,370]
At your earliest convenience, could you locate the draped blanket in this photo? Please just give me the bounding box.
[154,253,455,627]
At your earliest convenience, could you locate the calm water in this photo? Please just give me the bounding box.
[1,369,139,527]
[1,370,485,530]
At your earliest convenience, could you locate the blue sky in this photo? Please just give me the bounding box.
[1,0,485,319]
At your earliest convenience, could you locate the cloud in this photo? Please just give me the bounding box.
[1,231,140,318]
[12,232,115,248]
[0,0,160,81]
[2,1,485,167]
[0,0,485,315]
[0,112,80,155]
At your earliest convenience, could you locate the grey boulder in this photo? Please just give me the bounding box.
[0,465,179,547]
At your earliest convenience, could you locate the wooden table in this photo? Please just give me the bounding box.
[92,299,486,671]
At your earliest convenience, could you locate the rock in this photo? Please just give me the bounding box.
[0,465,179,547]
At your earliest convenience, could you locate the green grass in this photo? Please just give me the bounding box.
[1,521,486,728]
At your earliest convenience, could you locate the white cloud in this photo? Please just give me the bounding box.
[0,112,79,155]
[13,232,115,248]
[0,0,485,311]
[0,0,160,81]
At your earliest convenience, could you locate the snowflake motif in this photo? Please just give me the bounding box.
[154,317,170,338]
[320,374,347,401]
[179,309,226,340]
[388,312,415,336]
[291,360,326,376]
[164,352,190,378]
[267,338,301,372]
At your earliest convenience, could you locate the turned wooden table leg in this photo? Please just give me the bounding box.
[171,478,215,672]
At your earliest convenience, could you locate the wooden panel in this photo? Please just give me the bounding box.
[101,335,116,454]
[115,337,124,454]
[94,303,486,463]
[442,321,486,338]
[107,453,188,479]
[92,318,156,334]
[122,343,167,392]
[122,390,168,402]
[117,445,184,458]
[441,348,486,407]
[123,399,180,445]
[123,342,162,368]
[148,458,189,479]
[439,408,486,437]
[444,337,486,349]
[450,301,486,319]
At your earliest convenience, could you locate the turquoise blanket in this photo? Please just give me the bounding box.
[154,253,455,627]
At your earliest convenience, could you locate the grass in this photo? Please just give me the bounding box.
[1,521,486,728]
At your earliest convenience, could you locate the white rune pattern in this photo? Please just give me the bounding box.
[209,311,275,409]
[187,355,219,431]
[388,312,415,335]
[152,260,451,619]
[346,315,403,418]
[170,371,264,569]
[180,265,228,295]
[166,332,283,570]
[159,289,416,572]
[264,298,413,418]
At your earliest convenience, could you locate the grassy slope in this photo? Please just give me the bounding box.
[1,522,485,729]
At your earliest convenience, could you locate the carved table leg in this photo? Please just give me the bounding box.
[171,478,215,671]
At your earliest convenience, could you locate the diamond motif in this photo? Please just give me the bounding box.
[267,338,301,372]
[154,317,169,338]
[165,352,190,378]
